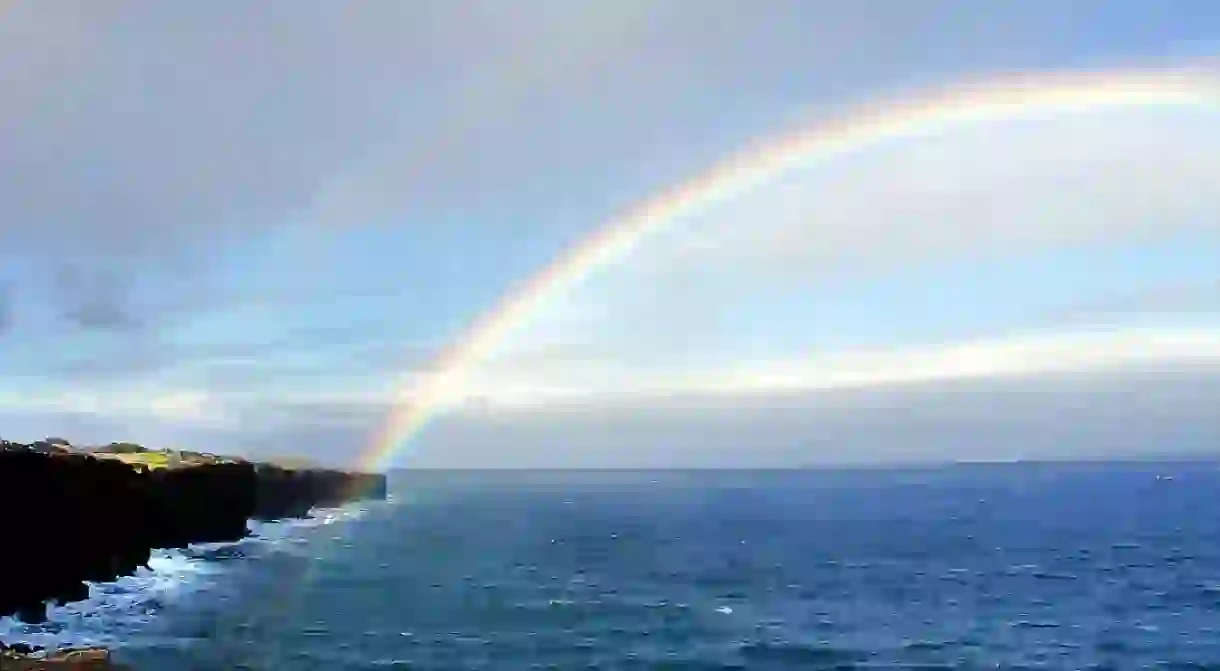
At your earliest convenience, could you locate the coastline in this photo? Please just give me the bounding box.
[0,439,386,667]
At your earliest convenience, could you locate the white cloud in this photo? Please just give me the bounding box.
[462,326,1220,409]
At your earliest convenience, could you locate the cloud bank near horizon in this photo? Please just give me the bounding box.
[4,325,1218,468]
[359,363,1220,468]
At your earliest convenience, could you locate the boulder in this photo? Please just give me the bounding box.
[44,648,110,664]
[0,645,128,670]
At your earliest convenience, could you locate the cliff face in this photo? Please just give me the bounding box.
[0,445,385,623]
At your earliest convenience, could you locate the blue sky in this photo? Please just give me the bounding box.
[2,1,1220,466]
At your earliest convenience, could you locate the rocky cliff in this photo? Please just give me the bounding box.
[0,442,386,623]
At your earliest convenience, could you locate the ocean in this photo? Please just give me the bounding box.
[4,462,1220,670]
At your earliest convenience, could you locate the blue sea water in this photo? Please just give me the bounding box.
[4,462,1220,670]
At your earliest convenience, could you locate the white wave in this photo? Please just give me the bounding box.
[0,547,213,650]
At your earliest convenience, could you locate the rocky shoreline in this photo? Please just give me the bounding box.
[0,439,386,668]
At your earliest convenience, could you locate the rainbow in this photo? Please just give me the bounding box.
[353,66,1220,473]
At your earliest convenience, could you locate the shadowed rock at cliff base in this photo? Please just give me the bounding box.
[253,464,389,520]
[0,441,386,623]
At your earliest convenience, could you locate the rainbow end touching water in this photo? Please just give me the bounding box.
[353,65,1220,473]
